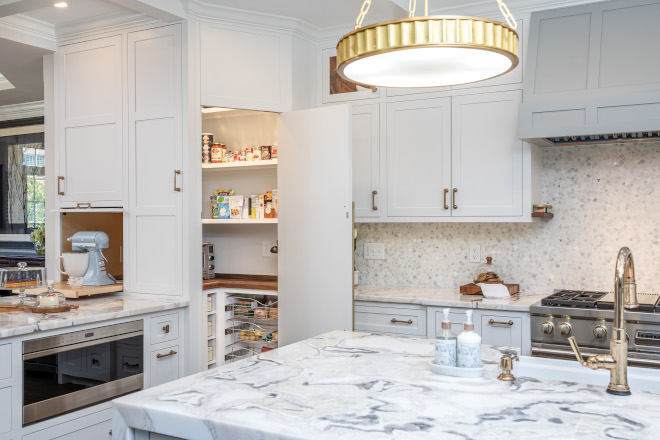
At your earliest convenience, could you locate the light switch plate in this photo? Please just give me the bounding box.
[364,243,385,260]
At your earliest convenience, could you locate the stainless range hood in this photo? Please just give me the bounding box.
[539,131,660,147]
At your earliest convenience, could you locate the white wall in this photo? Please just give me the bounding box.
[356,142,660,295]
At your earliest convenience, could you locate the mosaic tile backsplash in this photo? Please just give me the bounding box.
[355,142,660,295]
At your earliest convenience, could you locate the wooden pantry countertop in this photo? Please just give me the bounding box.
[202,273,278,291]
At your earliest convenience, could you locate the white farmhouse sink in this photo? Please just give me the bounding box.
[515,356,660,394]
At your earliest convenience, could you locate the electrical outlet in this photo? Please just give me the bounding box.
[469,245,481,263]
[364,243,385,260]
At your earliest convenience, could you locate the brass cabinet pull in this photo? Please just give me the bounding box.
[443,188,449,210]
[372,190,378,211]
[109,429,112,436]
[452,188,458,209]
[76,202,91,209]
[391,318,413,324]
[489,319,514,326]
[57,176,65,195]
[156,350,177,359]
[162,324,170,334]
[173,170,181,192]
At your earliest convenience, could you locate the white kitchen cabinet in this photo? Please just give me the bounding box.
[22,408,112,440]
[386,98,452,217]
[0,344,10,380]
[55,35,123,207]
[354,303,427,337]
[352,104,381,218]
[127,24,183,296]
[278,105,353,346]
[0,386,11,435]
[480,313,523,349]
[201,24,292,112]
[451,90,523,217]
[150,345,180,388]
[150,313,179,345]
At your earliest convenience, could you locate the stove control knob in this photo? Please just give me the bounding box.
[541,321,554,335]
[558,322,572,336]
[593,325,608,339]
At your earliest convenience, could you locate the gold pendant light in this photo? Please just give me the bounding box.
[336,0,519,88]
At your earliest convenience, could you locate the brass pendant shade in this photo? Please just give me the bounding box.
[336,2,520,88]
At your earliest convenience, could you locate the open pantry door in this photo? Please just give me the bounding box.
[278,105,353,346]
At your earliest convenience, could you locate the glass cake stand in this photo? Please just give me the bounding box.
[0,262,47,307]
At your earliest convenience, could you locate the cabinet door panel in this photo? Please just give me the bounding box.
[386,98,451,217]
[57,35,123,204]
[150,345,180,387]
[451,91,523,217]
[127,25,182,296]
[0,387,10,435]
[352,104,380,218]
[481,314,522,350]
[0,344,10,380]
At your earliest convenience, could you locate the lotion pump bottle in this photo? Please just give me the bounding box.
[434,308,457,366]
[457,310,482,368]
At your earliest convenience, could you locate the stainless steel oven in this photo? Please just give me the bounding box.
[22,320,144,425]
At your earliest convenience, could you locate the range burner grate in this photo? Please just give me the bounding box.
[541,290,609,308]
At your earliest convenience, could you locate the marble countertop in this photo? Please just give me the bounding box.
[0,294,188,338]
[113,330,660,440]
[355,285,546,311]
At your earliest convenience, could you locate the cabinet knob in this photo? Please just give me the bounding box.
[163,324,170,334]
[109,429,112,436]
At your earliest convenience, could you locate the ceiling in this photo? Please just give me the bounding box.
[0,38,50,107]
[22,0,130,28]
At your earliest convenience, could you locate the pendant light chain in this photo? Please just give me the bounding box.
[355,0,515,29]
[354,0,372,29]
[497,0,518,29]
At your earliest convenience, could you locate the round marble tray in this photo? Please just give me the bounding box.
[430,360,484,378]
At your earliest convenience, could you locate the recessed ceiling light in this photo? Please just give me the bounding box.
[54,2,68,7]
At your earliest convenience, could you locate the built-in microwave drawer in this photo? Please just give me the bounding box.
[150,313,179,345]
[354,303,427,337]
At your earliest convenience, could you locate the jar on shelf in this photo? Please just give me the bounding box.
[474,257,502,284]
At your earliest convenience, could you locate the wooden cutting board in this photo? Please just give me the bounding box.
[12,281,123,299]
[460,283,519,296]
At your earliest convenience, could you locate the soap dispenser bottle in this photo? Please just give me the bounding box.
[457,310,482,368]
[435,308,457,366]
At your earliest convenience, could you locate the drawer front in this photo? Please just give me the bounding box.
[354,305,427,337]
[0,386,10,435]
[481,314,522,349]
[0,344,10,380]
[150,345,180,387]
[22,408,112,440]
[150,313,179,345]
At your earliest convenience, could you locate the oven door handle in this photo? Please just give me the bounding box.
[22,330,144,361]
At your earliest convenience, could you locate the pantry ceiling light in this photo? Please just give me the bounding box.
[336,0,519,88]
[201,107,234,114]
[54,2,68,8]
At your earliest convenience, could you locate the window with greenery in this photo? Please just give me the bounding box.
[0,130,45,234]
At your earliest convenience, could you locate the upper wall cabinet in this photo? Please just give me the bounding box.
[352,104,381,218]
[520,0,660,140]
[55,36,123,207]
[127,24,183,296]
[200,24,292,112]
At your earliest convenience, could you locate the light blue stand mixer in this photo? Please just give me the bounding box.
[67,231,116,286]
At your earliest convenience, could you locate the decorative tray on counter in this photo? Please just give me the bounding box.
[12,281,123,299]
[430,360,484,378]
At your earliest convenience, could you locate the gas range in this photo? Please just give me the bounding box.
[530,290,660,369]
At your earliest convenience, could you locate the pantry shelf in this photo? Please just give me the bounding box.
[202,159,277,171]
[202,219,278,225]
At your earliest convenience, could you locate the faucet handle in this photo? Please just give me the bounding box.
[567,336,588,367]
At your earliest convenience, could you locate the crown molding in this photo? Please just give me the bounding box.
[0,101,44,122]
[0,14,55,51]
[57,11,161,44]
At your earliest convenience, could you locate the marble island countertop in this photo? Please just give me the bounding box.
[0,294,188,338]
[355,285,547,311]
[113,330,660,440]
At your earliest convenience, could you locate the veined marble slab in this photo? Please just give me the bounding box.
[0,294,188,338]
[355,285,546,311]
[113,331,660,440]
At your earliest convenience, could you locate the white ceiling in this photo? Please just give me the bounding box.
[0,38,50,106]
[21,0,132,28]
